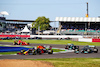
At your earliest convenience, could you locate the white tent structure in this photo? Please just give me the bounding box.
[21,26,31,32]
[0,11,9,16]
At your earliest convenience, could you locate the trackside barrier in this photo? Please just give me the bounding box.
[92,39,100,42]
[30,35,83,38]
[78,38,92,42]
[72,38,78,41]
[0,35,30,38]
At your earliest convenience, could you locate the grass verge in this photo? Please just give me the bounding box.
[0,40,100,46]
[0,51,19,55]
[27,58,100,67]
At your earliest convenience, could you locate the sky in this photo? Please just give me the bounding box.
[0,0,100,27]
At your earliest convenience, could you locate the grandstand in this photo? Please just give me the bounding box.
[55,17,100,36]
[0,16,55,35]
[0,16,100,36]
[0,17,35,33]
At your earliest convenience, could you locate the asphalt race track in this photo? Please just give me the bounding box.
[0,42,100,59]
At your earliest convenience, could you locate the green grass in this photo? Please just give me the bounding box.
[0,40,100,46]
[27,58,100,67]
[52,49,65,52]
[0,51,19,55]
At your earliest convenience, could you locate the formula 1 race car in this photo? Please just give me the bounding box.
[37,45,53,54]
[17,48,37,55]
[17,45,53,55]
[80,45,98,54]
[13,40,29,45]
[65,43,79,50]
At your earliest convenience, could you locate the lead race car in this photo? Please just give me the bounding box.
[80,45,98,54]
[17,45,53,55]
[74,45,98,54]
[13,40,29,45]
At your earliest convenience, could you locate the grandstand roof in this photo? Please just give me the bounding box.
[55,17,100,22]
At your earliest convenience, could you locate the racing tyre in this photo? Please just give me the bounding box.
[48,50,53,54]
[18,43,21,45]
[74,49,79,53]
[65,46,68,49]
[94,48,98,53]
[32,50,37,55]
[27,42,30,45]
[81,50,84,53]
[38,51,42,55]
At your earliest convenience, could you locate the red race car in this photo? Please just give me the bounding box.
[13,40,29,45]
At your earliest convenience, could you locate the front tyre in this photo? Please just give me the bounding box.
[48,50,53,54]
[94,48,98,53]
[74,49,79,54]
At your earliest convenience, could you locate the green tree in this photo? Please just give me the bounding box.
[32,16,50,30]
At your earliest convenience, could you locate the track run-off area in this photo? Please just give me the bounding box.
[0,42,100,59]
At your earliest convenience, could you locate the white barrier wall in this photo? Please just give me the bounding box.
[30,35,83,38]
[78,38,92,42]
[30,35,93,42]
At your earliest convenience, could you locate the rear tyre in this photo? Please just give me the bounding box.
[27,43,30,45]
[32,50,37,55]
[39,51,42,55]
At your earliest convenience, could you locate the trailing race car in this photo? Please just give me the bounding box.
[17,45,53,55]
[17,48,37,55]
[13,40,29,45]
[80,45,98,54]
[65,43,79,50]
